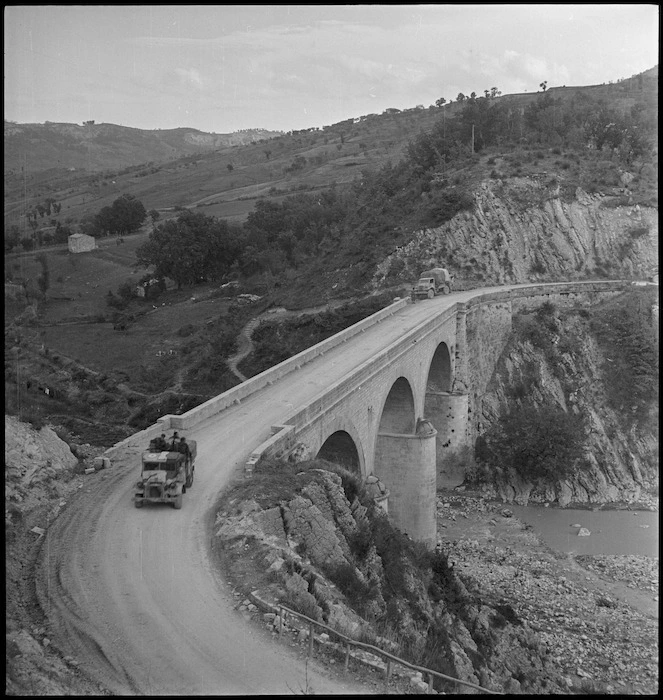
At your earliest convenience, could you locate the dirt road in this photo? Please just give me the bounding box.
[34,284,602,694]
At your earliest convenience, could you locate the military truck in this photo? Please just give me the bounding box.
[412,267,453,299]
[133,438,196,509]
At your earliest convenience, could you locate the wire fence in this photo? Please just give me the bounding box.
[275,602,503,695]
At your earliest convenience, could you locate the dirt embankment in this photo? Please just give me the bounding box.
[5,416,110,695]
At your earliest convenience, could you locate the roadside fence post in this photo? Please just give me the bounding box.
[344,642,350,673]
[278,607,284,641]
[308,621,314,657]
[385,659,392,694]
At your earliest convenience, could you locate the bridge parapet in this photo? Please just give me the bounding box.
[163,298,408,431]
[464,279,628,312]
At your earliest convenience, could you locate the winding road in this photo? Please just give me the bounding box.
[34,283,615,694]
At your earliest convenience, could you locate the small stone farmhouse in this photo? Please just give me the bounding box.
[68,233,97,253]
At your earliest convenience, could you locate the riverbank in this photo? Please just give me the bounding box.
[437,490,658,694]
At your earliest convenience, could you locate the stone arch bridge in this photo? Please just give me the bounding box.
[124,281,626,547]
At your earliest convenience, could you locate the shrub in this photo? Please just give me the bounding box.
[177,323,197,338]
[106,290,128,310]
[324,562,373,615]
[628,225,649,238]
[530,260,546,274]
[480,403,589,482]
[589,291,659,423]
[513,312,548,349]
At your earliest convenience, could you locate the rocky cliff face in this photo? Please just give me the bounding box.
[476,298,658,506]
[375,176,657,288]
[216,464,567,693]
[375,175,658,505]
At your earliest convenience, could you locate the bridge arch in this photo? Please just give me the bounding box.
[425,342,452,393]
[424,340,468,488]
[317,430,361,471]
[377,376,416,434]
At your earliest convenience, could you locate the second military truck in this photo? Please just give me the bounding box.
[412,267,453,299]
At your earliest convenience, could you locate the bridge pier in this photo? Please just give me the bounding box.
[374,422,437,548]
[425,391,470,488]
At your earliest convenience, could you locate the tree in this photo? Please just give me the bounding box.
[480,403,588,482]
[540,80,548,92]
[92,195,146,236]
[136,210,243,289]
[54,221,72,244]
[35,253,50,297]
[435,97,447,108]
[5,225,21,253]
[456,93,466,102]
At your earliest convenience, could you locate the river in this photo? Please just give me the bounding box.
[510,505,659,557]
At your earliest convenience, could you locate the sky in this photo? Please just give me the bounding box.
[4,4,659,134]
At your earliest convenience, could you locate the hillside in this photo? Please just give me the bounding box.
[4,66,658,451]
[3,121,282,174]
[5,66,656,233]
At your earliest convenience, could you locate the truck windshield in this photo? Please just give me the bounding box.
[143,462,175,471]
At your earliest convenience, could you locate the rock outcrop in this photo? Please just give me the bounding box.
[375,177,657,288]
[216,464,567,693]
[477,300,658,505]
[5,415,79,509]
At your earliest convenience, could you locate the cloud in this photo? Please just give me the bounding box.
[174,67,204,90]
[499,50,571,91]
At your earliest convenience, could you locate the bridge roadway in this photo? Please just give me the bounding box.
[36,283,588,694]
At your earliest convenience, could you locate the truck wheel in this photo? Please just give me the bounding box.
[182,484,187,494]
[134,499,143,508]
[173,495,183,509]
[443,284,450,294]
[427,288,435,299]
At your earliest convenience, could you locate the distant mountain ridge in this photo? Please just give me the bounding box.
[4,121,283,173]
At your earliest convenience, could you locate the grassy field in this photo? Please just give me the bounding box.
[6,234,240,387]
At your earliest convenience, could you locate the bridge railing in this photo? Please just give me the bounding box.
[103,297,408,457]
[273,602,502,694]
[165,297,409,431]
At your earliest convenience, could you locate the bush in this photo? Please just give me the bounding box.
[106,290,128,310]
[177,323,197,338]
[324,562,373,614]
[480,403,589,482]
[590,291,659,423]
[628,225,649,238]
